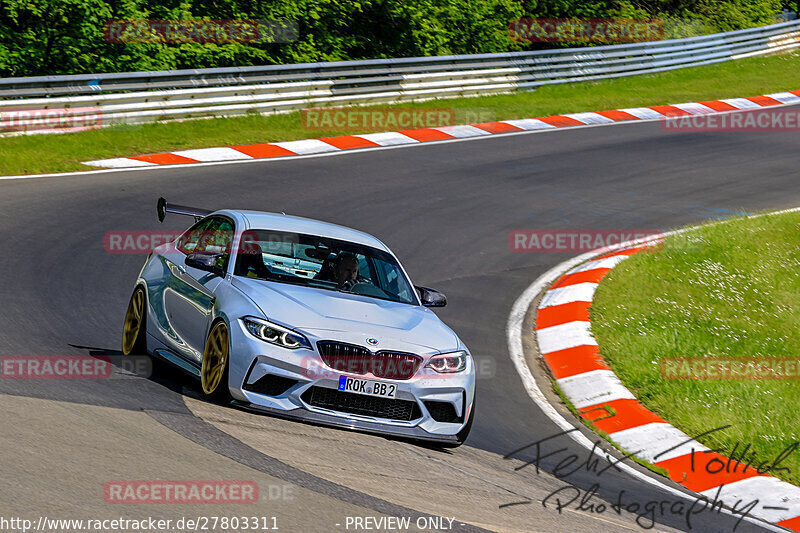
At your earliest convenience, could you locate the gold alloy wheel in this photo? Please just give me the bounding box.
[201,322,229,395]
[122,287,145,355]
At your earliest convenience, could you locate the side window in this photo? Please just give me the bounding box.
[205,220,233,255]
[177,218,215,255]
[177,217,234,259]
[377,260,411,302]
[261,238,292,257]
[358,255,371,279]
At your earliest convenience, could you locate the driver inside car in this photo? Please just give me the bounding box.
[315,252,360,288]
[334,252,359,288]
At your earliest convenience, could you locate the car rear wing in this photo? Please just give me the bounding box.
[157,197,213,223]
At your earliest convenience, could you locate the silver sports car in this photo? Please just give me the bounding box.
[122,199,475,446]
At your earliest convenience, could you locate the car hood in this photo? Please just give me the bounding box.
[232,277,459,352]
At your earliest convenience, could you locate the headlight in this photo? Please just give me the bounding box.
[426,351,468,373]
[241,317,312,350]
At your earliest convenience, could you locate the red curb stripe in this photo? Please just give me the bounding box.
[538,115,586,127]
[129,153,199,165]
[745,95,783,107]
[470,121,525,134]
[649,105,692,117]
[317,136,380,150]
[85,89,800,168]
[596,110,641,122]
[654,452,766,493]
[777,515,800,531]
[232,144,297,158]
[698,100,739,112]
[551,268,611,289]
[579,398,665,434]
[536,301,591,329]
[396,128,456,142]
[542,345,609,379]
[535,242,800,528]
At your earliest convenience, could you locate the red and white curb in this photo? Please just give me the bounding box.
[534,239,800,531]
[83,90,800,169]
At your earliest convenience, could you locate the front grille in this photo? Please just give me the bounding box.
[243,374,298,396]
[302,386,422,421]
[424,400,463,423]
[317,341,421,380]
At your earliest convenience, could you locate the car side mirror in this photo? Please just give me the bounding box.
[186,252,225,277]
[416,286,447,307]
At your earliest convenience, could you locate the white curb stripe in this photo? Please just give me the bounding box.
[609,422,711,463]
[556,369,636,409]
[566,255,630,274]
[81,157,156,168]
[172,147,253,162]
[537,321,596,354]
[672,102,717,115]
[699,476,800,523]
[538,282,598,308]
[78,91,800,171]
[270,139,341,154]
[720,97,762,109]
[500,118,556,130]
[767,91,800,104]
[512,215,800,532]
[432,125,492,138]
[564,112,615,124]
[356,132,419,146]
[618,107,666,120]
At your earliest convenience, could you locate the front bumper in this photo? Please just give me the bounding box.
[227,319,476,442]
[232,400,464,444]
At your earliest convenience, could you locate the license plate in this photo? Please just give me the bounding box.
[337,376,397,399]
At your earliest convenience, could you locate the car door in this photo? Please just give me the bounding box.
[162,216,234,362]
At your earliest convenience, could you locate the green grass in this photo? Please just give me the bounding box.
[1,51,799,176]
[591,211,800,486]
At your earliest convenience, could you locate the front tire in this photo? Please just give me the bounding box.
[122,286,147,355]
[201,320,232,403]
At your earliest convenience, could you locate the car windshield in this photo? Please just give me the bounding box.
[233,229,417,305]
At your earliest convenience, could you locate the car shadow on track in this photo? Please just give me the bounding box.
[69,344,461,453]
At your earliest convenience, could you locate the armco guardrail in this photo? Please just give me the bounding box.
[1,20,799,133]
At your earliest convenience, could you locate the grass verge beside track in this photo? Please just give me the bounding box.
[591,211,800,486]
[1,51,799,176]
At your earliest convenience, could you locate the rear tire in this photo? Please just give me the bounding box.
[201,320,232,403]
[122,286,147,355]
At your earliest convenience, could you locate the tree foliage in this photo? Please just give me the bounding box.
[0,0,784,77]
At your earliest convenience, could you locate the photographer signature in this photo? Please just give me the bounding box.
[500,426,797,530]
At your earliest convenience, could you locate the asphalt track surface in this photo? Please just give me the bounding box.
[1,106,798,532]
